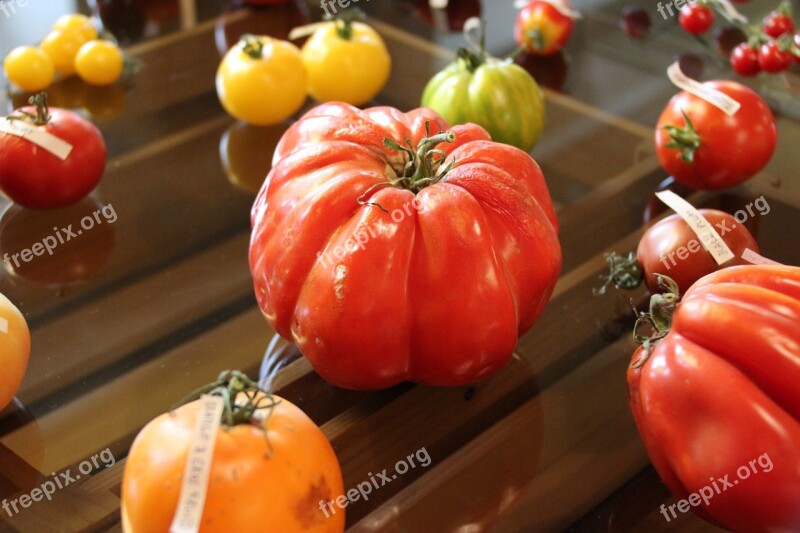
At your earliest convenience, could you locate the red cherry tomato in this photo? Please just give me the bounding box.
[730,43,761,76]
[763,11,794,38]
[0,94,106,209]
[514,0,575,56]
[758,40,792,73]
[679,4,714,35]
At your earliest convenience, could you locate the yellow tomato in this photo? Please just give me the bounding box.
[53,13,99,42]
[3,46,55,92]
[301,20,391,106]
[75,40,124,85]
[40,29,89,75]
[0,293,30,411]
[216,35,307,125]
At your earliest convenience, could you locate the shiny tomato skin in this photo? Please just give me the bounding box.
[250,103,561,389]
[121,394,345,532]
[0,293,30,411]
[628,265,800,531]
[655,81,776,190]
[678,4,714,35]
[636,209,758,294]
[0,107,106,209]
[758,40,792,73]
[729,43,761,76]
[514,0,574,56]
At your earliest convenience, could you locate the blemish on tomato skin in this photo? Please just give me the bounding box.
[333,265,347,300]
[294,476,332,527]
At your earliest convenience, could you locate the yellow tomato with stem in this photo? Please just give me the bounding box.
[53,13,99,42]
[75,40,124,85]
[0,293,30,411]
[301,15,391,106]
[40,29,90,75]
[216,35,307,125]
[3,46,55,92]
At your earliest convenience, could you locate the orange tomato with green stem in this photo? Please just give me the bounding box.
[514,0,575,56]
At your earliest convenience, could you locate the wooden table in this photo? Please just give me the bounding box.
[0,0,798,531]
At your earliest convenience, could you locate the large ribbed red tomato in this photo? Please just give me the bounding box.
[249,103,561,389]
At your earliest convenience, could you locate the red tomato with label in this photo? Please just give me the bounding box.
[636,209,758,294]
[0,95,106,209]
[249,103,562,389]
[514,0,575,56]
[655,81,776,190]
[628,265,800,532]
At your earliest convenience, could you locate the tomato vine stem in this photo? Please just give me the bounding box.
[326,7,365,41]
[663,110,701,163]
[631,275,680,368]
[8,92,51,126]
[593,251,644,295]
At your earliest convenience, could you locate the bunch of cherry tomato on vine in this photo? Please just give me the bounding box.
[677,0,800,76]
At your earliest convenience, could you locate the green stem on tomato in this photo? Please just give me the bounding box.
[325,7,365,41]
[663,110,701,163]
[630,275,680,368]
[593,251,645,296]
[240,34,265,59]
[7,92,51,126]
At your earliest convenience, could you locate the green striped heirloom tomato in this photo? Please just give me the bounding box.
[628,266,800,531]
[249,103,561,389]
[421,39,545,152]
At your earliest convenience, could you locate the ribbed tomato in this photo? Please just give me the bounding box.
[249,103,561,389]
[628,266,800,531]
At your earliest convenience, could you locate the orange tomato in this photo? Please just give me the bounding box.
[121,373,345,532]
[0,292,30,411]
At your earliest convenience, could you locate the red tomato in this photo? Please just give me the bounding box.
[758,40,792,73]
[763,10,794,38]
[628,265,800,532]
[514,0,575,56]
[678,4,714,35]
[0,95,106,209]
[655,81,776,190]
[730,43,761,76]
[636,209,758,294]
[249,103,562,389]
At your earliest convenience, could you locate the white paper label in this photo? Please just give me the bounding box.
[655,191,735,265]
[716,0,748,24]
[513,0,582,18]
[667,62,741,117]
[741,248,782,266]
[0,318,7,334]
[429,0,448,8]
[0,118,73,160]
[169,395,225,533]
[288,22,330,40]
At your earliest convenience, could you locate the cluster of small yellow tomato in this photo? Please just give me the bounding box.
[215,18,391,126]
[3,14,124,92]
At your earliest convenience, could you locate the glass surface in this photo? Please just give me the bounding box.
[0,0,797,531]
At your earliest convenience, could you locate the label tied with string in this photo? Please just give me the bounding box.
[0,118,73,160]
[170,394,225,533]
[512,0,582,18]
[655,191,735,265]
[667,62,741,117]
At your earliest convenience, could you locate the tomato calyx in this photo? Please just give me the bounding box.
[593,251,644,295]
[239,34,268,60]
[8,92,52,126]
[662,109,701,163]
[324,7,366,41]
[358,122,455,210]
[171,370,281,435]
[631,275,680,368]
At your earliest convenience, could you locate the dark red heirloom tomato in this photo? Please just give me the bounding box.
[249,103,562,389]
[628,265,800,532]
[0,94,106,209]
[655,81,776,190]
[636,209,758,294]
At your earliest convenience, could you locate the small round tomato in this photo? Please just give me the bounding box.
[730,43,761,76]
[759,40,792,73]
[75,40,124,86]
[53,13,99,42]
[121,371,345,532]
[514,0,575,56]
[216,35,307,125]
[678,3,714,35]
[301,18,391,106]
[0,293,30,412]
[655,80,777,190]
[637,209,759,294]
[3,46,55,93]
[0,94,107,209]
[763,10,794,38]
[40,29,90,75]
